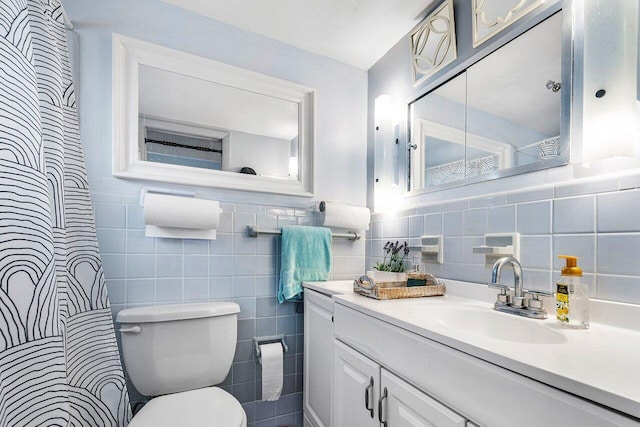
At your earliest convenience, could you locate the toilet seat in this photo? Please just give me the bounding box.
[129,387,247,427]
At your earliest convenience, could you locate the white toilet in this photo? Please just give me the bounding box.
[116,302,247,427]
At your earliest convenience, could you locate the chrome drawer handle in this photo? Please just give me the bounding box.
[378,386,388,426]
[364,376,374,418]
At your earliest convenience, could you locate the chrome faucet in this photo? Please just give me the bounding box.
[489,256,548,319]
[490,256,524,307]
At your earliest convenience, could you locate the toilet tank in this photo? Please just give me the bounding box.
[116,302,240,396]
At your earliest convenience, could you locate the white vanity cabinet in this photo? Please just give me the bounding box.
[333,339,467,427]
[333,302,639,427]
[303,288,334,427]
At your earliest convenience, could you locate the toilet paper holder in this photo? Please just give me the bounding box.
[254,335,289,365]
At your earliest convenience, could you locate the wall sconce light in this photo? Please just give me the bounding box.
[580,0,638,166]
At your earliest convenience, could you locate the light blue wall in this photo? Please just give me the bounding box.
[63,0,368,425]
[366,0,640,306]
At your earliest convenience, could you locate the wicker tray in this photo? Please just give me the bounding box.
[353,275,445,300]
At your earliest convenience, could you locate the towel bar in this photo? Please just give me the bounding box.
[246,225,359,241]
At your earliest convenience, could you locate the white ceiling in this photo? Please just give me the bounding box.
[160,0,435,70]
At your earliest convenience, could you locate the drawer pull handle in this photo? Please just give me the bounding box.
[364,376,374,418]
[378,386,388,426]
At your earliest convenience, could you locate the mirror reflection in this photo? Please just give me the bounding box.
[138,65,300,180]
[410,11,563,191]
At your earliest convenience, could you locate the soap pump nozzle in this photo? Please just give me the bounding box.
[559,255,582,277]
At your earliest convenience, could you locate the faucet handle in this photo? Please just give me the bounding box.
[524,290,551,311]
[525,289,553,299]
[488,282,510,291]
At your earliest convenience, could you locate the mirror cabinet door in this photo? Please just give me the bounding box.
[466,12,562,172]
[410,72,467,190]
[409,10,564,193]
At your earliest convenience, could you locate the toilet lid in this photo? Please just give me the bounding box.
[129,387,246,427]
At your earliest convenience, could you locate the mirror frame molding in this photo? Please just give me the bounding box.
[112,34,315,197]
[407,1,572,195]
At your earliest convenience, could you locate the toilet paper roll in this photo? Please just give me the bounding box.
[322,201,370,230]
[260,342,283,401]
[143,193,220,239]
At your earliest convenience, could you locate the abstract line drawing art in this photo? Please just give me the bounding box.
[410,0,457,86]
[0,0,132,425]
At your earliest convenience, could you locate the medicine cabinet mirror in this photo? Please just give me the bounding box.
[112,34,315,197]
[409,10,568,192]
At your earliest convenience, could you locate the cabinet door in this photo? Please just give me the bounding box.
[333,340,380,427]
[304,290,334,427]
[380,369,467,427]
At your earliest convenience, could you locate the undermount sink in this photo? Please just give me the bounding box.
[408,305,568,344]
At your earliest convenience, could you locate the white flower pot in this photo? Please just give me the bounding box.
[371,271,407,283]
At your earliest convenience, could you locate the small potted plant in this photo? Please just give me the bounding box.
[372,240,410,283]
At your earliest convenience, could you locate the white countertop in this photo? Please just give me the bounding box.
[318,279,640,420]
[303,280,354,296]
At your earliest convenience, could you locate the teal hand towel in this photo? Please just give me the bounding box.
[278,226,332,303]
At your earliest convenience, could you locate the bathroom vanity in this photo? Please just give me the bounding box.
[304,280,640,426]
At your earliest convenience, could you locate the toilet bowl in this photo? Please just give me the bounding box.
[117,302,246,427]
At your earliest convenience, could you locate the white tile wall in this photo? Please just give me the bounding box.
[94,191,365,422]
[367,180,640,304]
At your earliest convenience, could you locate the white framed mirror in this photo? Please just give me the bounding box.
[112,34,315,197]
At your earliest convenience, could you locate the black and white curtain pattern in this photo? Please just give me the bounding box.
[0,0,131,425]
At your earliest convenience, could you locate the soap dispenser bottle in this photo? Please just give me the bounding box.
[556,255,589,329]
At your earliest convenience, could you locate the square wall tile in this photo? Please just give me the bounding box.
[233,277,256,298]
[519,236,551,270]
[184,278,209,300]
[409,215,424,237]
[126,205,145,229]
[255,276,276,297]
[596,274,640,304]
[517,201,551,235]
[126,279,155,303]
[553,195,595,234]
[156,278,182,302]
[156,255,183,278]
[597,234,640,276]
[94,203,126,228]
[463,208,487,236]
[96,229,126,254]
[424,213,443,235]
[552,235,595,273]
[522,269,553,293]
[209,277,233,299]
[234,234,257,255]
[106,279,125,304]
[156,238,182,254]
[184,255,208,277]
[463,237,485,265]
[210,255,235,277]
[126,230,155,254]
[443,238,463,264]
[101,255,126,279]
[126,255,155,279]
[597,189,640,232]
[234,298,256,319]
[487,205,516,233]
[210,233,233,255]
[394,217,409,238]
[443,211,463,236]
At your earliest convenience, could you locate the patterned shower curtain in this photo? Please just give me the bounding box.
[0,0,131,425]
